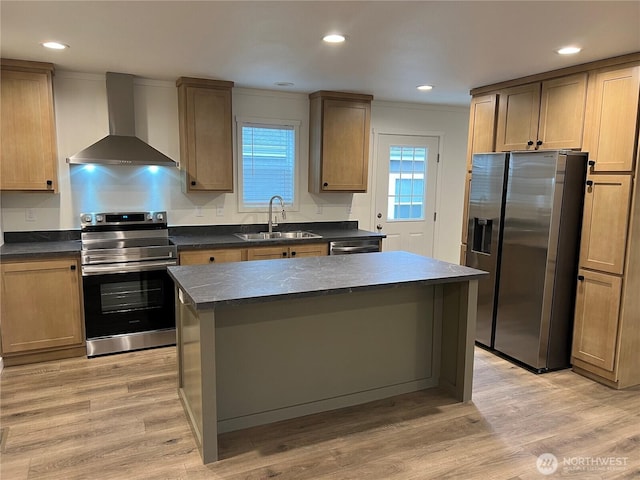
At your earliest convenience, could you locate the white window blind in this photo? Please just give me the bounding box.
[238,120,298,209]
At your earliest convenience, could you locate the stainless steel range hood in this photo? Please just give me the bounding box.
[67,72,177,167]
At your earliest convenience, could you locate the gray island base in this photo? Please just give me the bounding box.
[168,251,486,464]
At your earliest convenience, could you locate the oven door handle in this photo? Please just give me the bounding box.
[82,260,177,276]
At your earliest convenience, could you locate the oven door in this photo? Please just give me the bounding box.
[83,269,175,339]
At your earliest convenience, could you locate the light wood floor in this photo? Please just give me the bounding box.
[1,347,638,479]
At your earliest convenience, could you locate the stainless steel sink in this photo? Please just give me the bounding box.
[234,231,322,241]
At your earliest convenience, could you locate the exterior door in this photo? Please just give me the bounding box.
[374,134,439,256]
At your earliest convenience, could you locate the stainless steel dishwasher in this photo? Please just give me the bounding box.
[329,239,381,255]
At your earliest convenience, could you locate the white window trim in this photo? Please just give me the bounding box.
[236,116,301,213]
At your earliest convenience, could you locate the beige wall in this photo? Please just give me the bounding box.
[0,71,469,263]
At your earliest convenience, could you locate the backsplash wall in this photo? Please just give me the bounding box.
[0,71,469,263]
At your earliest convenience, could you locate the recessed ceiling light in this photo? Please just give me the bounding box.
[274,82,295,87]
[557,46,581,55]
[417,85,434,91]
[41,41,69,50]
[323,34,346,44]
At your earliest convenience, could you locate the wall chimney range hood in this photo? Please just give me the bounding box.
[67,72,178,167]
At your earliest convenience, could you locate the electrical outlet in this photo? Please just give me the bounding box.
[195,206,203,217]
[346,205,352,215]
[316,205,323,215]
[25,208,36,222]
[216,205,224,217]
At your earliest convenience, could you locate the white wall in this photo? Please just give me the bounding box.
[0,72,469,263]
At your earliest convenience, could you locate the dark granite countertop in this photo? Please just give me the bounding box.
[168,251,487,310]
[0,240,81,260]
[0,222,384,260]
[169,222,384,251]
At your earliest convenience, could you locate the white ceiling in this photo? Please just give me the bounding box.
[1,1,639,106]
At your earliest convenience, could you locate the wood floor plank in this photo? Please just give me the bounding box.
[1,346,639,479]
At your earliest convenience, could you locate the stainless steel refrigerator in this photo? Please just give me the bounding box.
[465,150,587,372]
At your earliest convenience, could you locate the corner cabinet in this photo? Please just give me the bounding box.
[1,59,58,192]
[0,257,85,366]
[495,73,587,152]
[176,77,234,192]
[309,91,373,193]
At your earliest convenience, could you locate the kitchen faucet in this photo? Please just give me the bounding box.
[268,195,286,234]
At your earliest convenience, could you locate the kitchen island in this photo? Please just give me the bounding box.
[168,251,485,463]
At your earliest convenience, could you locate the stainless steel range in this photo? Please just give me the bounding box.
[80,211,177,357]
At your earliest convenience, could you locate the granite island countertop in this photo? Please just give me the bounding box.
[168,250,487,310]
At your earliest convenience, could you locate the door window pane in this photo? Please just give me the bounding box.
[387,146,427,220]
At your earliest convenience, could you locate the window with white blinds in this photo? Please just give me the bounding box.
[237,119,300,211]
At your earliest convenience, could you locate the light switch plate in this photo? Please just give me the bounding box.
[195,206,203,217]
[216,205,224,217]
[25,208,36,222]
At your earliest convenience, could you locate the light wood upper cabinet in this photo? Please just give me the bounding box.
[465,94,497,170]
[1,258,84,355]
[538,74,587,149]
[1,59,58,192]
[247,243,328,261]
[309,91,373,193]
[177,77,234,192]
[495,73,586,152]
[495,83,541,151]
[179,248,245,265]
[583,65,640,172]
[571,269,622,373]
[579,174,632,275]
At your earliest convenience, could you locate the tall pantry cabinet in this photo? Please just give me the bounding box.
[462,53,640,388]
[571,63,640,388]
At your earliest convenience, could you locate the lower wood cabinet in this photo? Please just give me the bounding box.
[1,257,85,365]
[180,244,329,265]
[179,248,245,265]
[247,243,328,261]
[571,269,622,374]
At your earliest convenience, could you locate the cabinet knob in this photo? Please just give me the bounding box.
[282,252,287,257]
[578,275,585,281]
[536,140,543,146]
[323,182,329,188]
[70,265,76,270]
[46,180,53,186]
[191,180,196,186]
[527,140,534,146]
[586,180,593,187]
[291,251,296,257]
[209,257,215,262]
[588,160,596,167]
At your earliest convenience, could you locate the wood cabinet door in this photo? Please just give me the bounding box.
[180,248,244,265]
[572,269,622,373]
[495,83,541,151]
[583,65,640,172]
[320,99,370,191]
[289,243,328,258]
[580,174,632,274]
[247,246,288,261]
[466,94,497,170]
[1,259,83,354]
[0,69,57,191]
[180,85,233,191]
[538,73,587,150]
